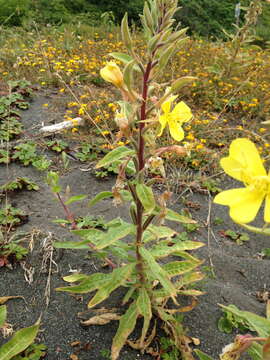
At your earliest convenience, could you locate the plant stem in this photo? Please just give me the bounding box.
[136,61,153,287]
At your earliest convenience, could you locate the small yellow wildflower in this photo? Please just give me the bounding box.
[214,138,270,224]
[158,96,192,142]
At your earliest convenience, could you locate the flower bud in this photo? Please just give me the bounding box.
[100,61,124,88]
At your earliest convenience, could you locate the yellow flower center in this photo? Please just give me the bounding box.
[250,176,270,194]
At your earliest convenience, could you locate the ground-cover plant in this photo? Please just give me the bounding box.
[0,177,39,193]
[0,305,44,360]
[11,142,51,171]
[0,204,28,230]
[52,1,207,359]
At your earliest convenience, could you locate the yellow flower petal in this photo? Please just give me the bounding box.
[214,187,264,223]
[158,114,168,137]
[221,138,266,182]
[168,120,185,141]
[264,194,270,223]
[161,95,178,114]
[171,101,192,123]
[100,61,123,87]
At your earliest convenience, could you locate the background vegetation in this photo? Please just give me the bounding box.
[0,0,269,42]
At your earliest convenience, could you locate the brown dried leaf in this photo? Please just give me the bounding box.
[70,341,81,347]
[0,296,24,304]
[81,313,120,326]
[70,355,79,360]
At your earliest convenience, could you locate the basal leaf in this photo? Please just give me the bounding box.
[0,320,40,360]
[88,264,134,308]
[136,184,155,213]
[95,223,134,250]
[88,191,113,207]
[56,273,108,293]
[95,146,135,169]
[140,247,177,300]
[111,302,138,360]
[162,260,203,278]
[0,305,7,327]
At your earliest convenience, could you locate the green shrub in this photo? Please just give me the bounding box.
[0,0,30,26]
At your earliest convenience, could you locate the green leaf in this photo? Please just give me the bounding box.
[88,264,134,308]
[142,225,176,243]
[194,350,214,360]
[0,319,40,360]
[140,247,177,300]
[249,342,263,360]
[162,260,203,278]
[0,305,7,327]
[56,273,108,293]
[109,52,133,64]
[123,60,136,93]
[88,191,112,207]
[171,76,197,92]
[219,304,270,337]
[53,239,90,249]
[64,195,87,205]
[121,13,133,51]
[136,184,156,213]
[62,273,89,283]
[218,316,233,334]
[165,208,196,223]
[95,223,134,250]
[136,288,152,345]
[111,302,138,360]
[151,241,204,258]
[95,146,135,169]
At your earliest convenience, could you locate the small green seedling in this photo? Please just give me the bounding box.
[0,177,39,192]
[224,230,250,245]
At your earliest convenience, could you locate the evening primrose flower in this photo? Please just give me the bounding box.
[214,138,270,224]
[158,96,192,141]
[100,61,124,88]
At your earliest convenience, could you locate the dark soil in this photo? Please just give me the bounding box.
[1,92,270,360]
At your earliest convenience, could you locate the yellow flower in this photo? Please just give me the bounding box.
[100,61,124,88]
[214,138,270,224]
[158,96,192,141]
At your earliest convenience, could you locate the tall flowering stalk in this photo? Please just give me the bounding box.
[56,1,203,359]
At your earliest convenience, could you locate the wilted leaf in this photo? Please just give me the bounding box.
[0,296,24,305]
[111,302,138,360]
[81,313,120,326]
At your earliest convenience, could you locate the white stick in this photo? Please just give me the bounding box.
[40,118,84,133]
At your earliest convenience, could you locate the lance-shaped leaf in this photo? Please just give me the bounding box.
[62,273,89,283]
[151,241,204,258]
[121,13,132,51]
[143,225,176,243]
[56,273,108,294]
[53,239,90,249]
[136,184,156,213]
[88,191,112,207]
[88,264,134,308]
[0,319,40,360]
[136,288,152,346]
[95,223,134,250]
[64,194,87,205]
[162,260,203,278]
[0,305,7,327]
[165,208,196,224]
[171,76,197,92]
[123,60,136,94]
[111,302,138,360]
[140,247,177,300]
[220,305,270,337]
[109,53,141,72]
[194,350,214,360]
[96,146,135,169]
